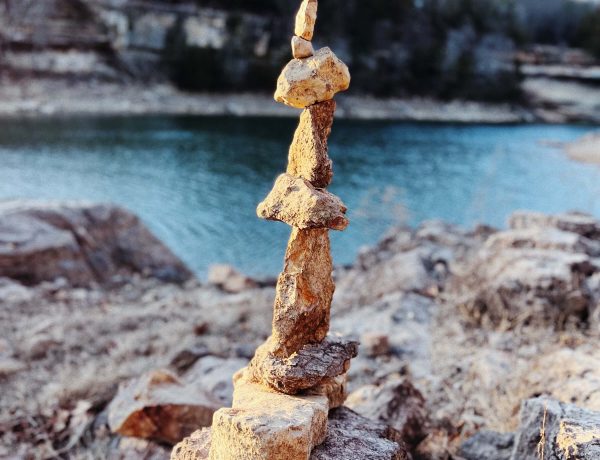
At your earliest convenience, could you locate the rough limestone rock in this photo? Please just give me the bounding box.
[345,378,427,447]
[171,407,410,460]
[270,227,334,356]
[0,200,192,286]
[460,430,514,460]
[208,372,329,460]
[292,36,315,59]
[311,407,411,460]
[171,428,212,460]
[451,211,600,329]
[287,100,335,188]
[511,397,600,460]
[294,0,318,41]
[274,47,350,109]
[107,369,221,445]
[248,337,358,394]
[257,174,348,230]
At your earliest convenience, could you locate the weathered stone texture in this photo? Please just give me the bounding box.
[257,174,348,230]
[248,337,358,394]
[287,100,335,188]
[274,47,350,109]
[268,227,334,355]
[107,369,220,445]
[294,0,318,41]
[208,371,329,460]
[292,36,315,59]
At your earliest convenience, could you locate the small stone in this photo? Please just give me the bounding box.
[107,369,221,445]
[304,374,348,409]
[274,47,350,109]
[248,336,359,394]
[361,333,391,357]
[294,0,318,40]
[257,174,348,230]
[292,36,314,59]
[208,370,329,460]
[287,100,335,188]
[271,227,334,356]
[207,264,258,293]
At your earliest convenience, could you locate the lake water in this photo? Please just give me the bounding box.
[0,116,598,277]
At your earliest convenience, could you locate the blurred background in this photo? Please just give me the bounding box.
[0,0,599,276]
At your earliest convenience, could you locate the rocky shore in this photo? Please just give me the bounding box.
[1,201,599,459]
[0,77,532,123]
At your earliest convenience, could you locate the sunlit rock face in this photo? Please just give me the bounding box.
[274,48,351,109]
[294,0,318,40]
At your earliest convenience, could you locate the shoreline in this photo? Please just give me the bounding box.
[0,79,537,123]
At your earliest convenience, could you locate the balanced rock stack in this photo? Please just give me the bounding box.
[171,2,409,459]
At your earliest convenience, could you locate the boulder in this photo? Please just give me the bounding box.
[107,369,221,445]
[294,0,318,40]
[287,100,335,188]
[292,36,315,59]
[248,336,358,394]
[274,47,350,109]
[0,200,192,287]
[207,264,258,293]
[345,378,427,446]
[460,430,514,460]
[271,228,334,356]
[511,397,600,460]
[257,174,348,230]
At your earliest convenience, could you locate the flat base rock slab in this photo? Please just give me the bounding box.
[207,370,329,460]
[171,407,410,460]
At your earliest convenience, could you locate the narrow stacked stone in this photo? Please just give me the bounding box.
[171,2,408,459]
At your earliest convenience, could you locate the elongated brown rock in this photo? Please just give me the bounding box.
[257,174,348,230]
[295,0,318,40]
[271,227,334,355]
[248,337,359,395]
[274,47,350,109]
[288,100,335,188]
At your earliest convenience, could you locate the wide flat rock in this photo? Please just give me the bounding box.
[171,407,410,460]
[257,173,348,230]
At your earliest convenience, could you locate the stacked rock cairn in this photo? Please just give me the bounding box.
[171,2,409,459]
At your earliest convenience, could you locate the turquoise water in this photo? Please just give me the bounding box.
[0,116,598,277]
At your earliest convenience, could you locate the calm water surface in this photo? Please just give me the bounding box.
[0,117,598,276]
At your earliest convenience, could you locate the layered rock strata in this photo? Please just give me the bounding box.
[172,1,405,459]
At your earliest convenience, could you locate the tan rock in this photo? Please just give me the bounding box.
[171,428,212,460]
[269,227,334,355]
[208,370,329,460]
[248,336,359,394]
[305,374,348,409]
[107,369,220,445]
[294,0,318,40]
[257,174,348,230]
[287,100,335,188]
[292,36,315,59]
[274,47,350,109]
